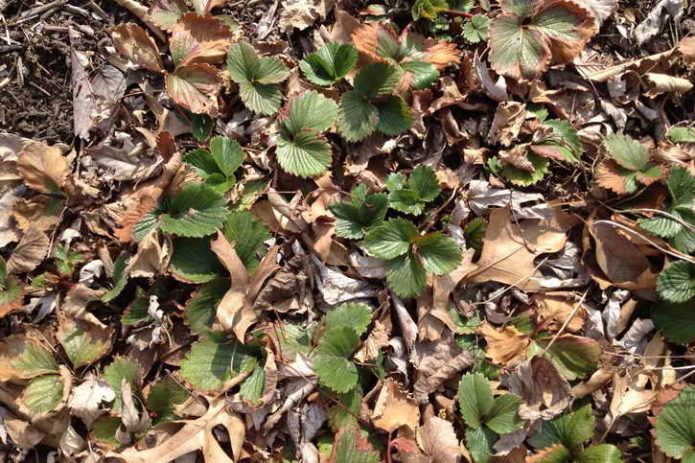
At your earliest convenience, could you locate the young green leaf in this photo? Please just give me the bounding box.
[313,326,361,393]
[324,302,373,335]
[364,219,419,259]
[184,136,244,191]
[385,252,427,298]
[299,42,358,86]
[329,185,388,239]
[158,184,228,237]
[170,237,223,284]
[337,91,380,142]
[414,233,462,275]
[667,126,695,143]
[178,336,257,391]
[386,165,441,215]
[227,42,289,115]
[463,15,490,43]
[184,278,228,334]
[281,91,338,135]
[529,404,595,450]
[657,261,695,303]
[102,358,141,410]
[54,244,85,276]
[458,372,494,428]
[276,130,333,178]
[222,210,270,271]
[655,386,695,460]
[652,301,695,344]
[488,152,550,186]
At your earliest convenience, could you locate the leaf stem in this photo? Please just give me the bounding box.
[441,8,474,18]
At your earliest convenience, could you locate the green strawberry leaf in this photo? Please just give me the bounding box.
[330,427,380,463]
[179,336,257,391]
[325,302,373,335]
[191,113,214,141]
[485,393,523,434]
[576,444,622,463]
[657,261,695,304]
[337,91,379,142]
[329,185,388,239]
[121,289,151,326]
[638,217,682,238]
[387,165,441,214]
[159,184,228,237]
[364,219,418,259]
[146,376,190,423]
[102,357,141,410]
[463,15,490,43]
[385,251,427,298]
[529,404,595,450]
[276,129,333,177]
[667,126,695,143]
[532,119,582,162]
[488,152,550,186]
[532,335,600,380]
[652,301,695,344]
[184,278,228,335]
[238,358,265,404]
[58,319,111,368]
[313,326,360,393]
[412,0,449,19]
[299,42,358,86]
[414,232,462,275]
[465,426,496,463]
[528,444,572,463]
[101,253,131,302]
[458,372,494,429]
[227,42,289,115]
[353,63,402,99]
[399,61,439,89]
[222,210,269,271]
[603,134,649,171]
[374,95,414,136]
[282,91,338,135]
[668,165,695,208]
[22,374,64,413]
[12,340,58,378]
[655,387,695,460]
[170,237,223,284]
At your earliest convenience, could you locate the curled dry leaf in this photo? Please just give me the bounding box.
[417,416,461,463]
[479,323,529,366]
[6,228,49,275]
[111,23,163,72]
[17,142,70,195]
[113,399,245,463]
[165,64,222,115]
[169,13,233,67]
[68,374,116,426]
[504,356,571,421]
[371,378,420,433]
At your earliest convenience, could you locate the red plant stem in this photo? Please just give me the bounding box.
[441,8,474,18]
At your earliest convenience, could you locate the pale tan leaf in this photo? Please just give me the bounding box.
[169,13,232,67]
[17,142,70,195]
[111,23,163,72]
[417,416,461,463]
[371,378,420,433]
[7,228,49,274]
[479,323,529,366]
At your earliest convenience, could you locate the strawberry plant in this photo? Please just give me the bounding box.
[299,42,358,87]
[184,136,245,193]
[596,134,665,193]
[386,165,441,214]
[654,386,695,461]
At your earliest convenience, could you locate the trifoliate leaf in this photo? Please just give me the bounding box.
[488,152,550,186]
[329,185,388,239]
[12,340,58,378]
[159,184,228,237]
[222,210,270,271]
[22,374,64,413]
[399,61,439,89]
[170,237,223,284]
[667,126,695,143]
[386,166,441,214]
[337,91,379,142]
[146,377,190,423]
[227,42,289,115]
[465,426,496,463]
[179,337,257,391]
[576,444,622,463]
[485,393,523,434]
[282,91,338,135]
[414,233,462,275]
[313,326,360,393]
[330,427,380,463]
[299,42,358,86]
[655,386,695,460]
[364,219,418,259]
[657,261,695,303]
[463,15,490,43]
[274,322,315,360]
[412,0,448,19]
[652,301,695,344]
[385,251,427,298]
[458,372,494,429]
[184,278,228,335]
[603,134,649,171]
[529,404,595,450]
[325,303,373,336]
[353,63,402,98]
[102,253,130,302]
[276,130,333,177]
[102,358,141,410]
[185,136,244,182]
[375,95,414,136]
